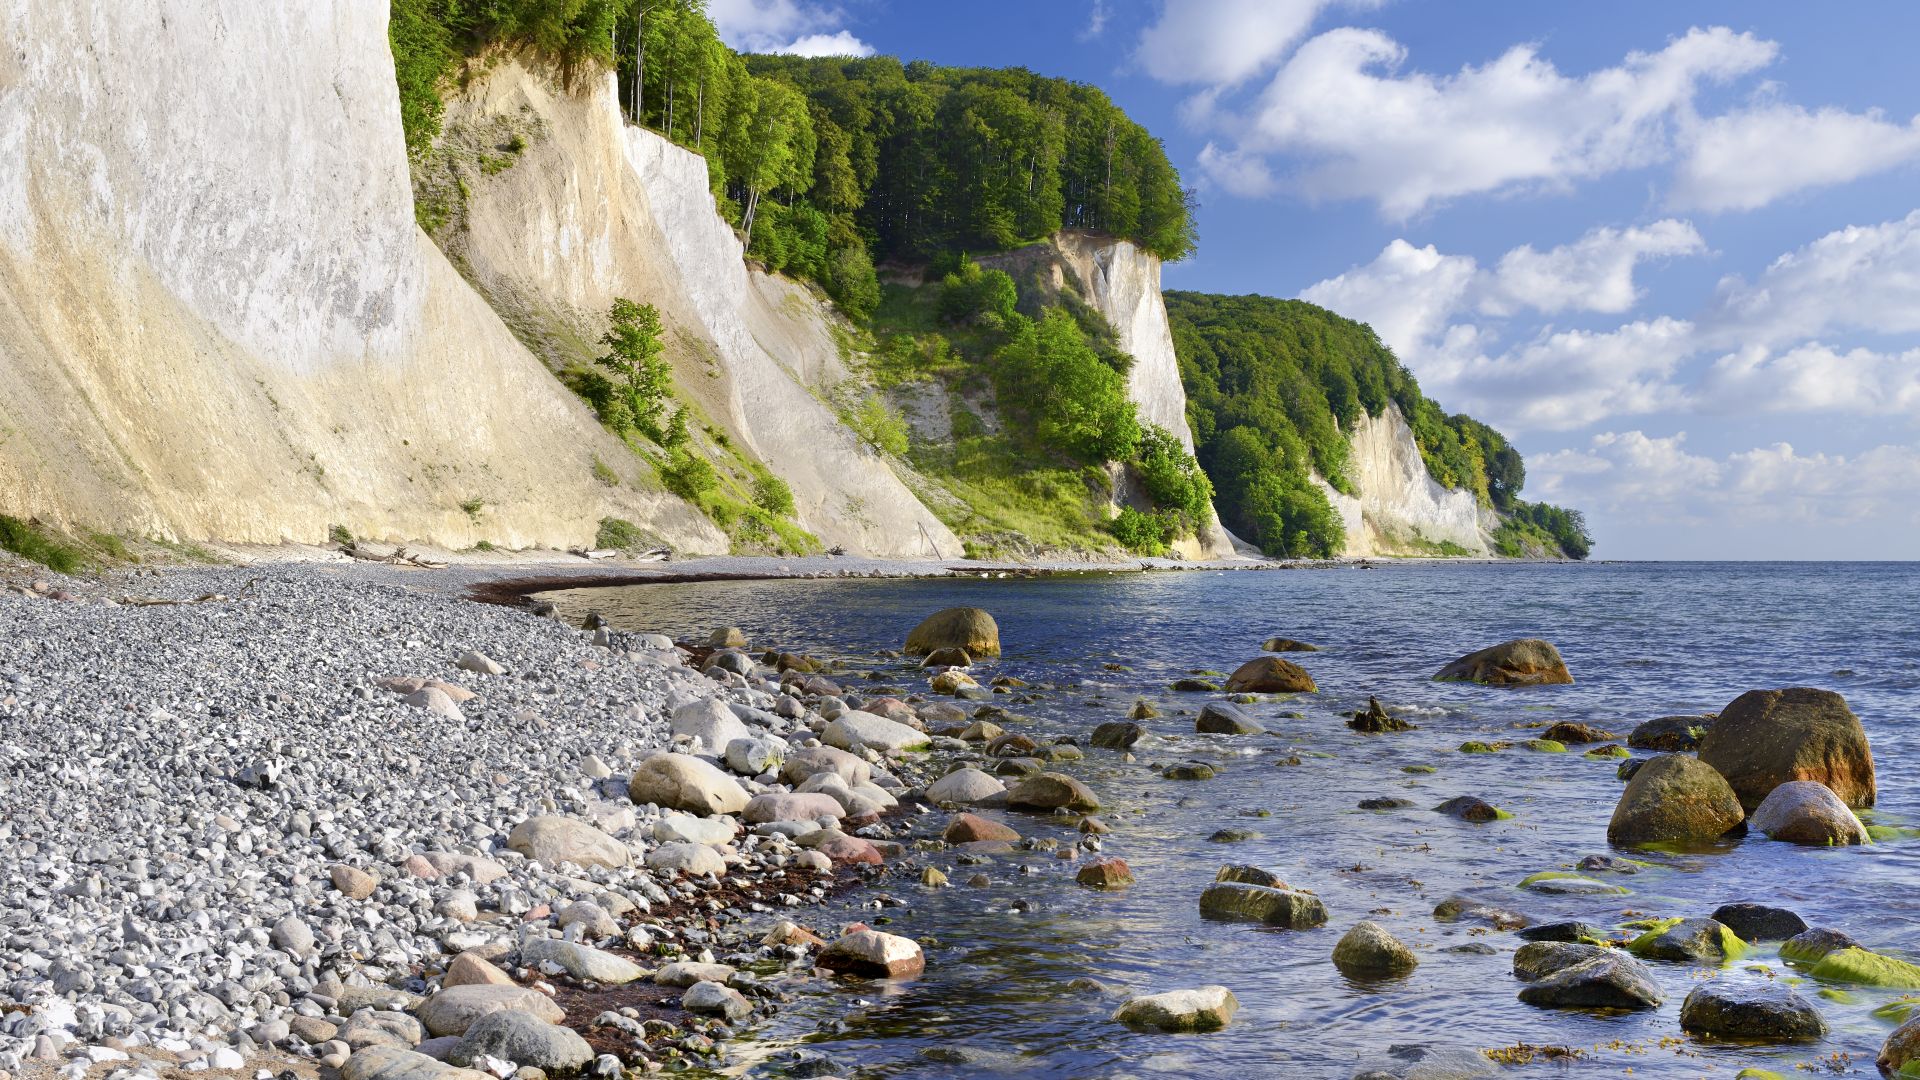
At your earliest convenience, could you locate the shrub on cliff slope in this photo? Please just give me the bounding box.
[996,310,1140,464]
[0,515,84,574]
[391,0,619,157]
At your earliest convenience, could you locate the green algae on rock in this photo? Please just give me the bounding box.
[1808,947,1920,989]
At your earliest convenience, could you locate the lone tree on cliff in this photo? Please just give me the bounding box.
[597,298,673,441]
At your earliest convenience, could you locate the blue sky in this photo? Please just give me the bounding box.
[711,1,1920,559]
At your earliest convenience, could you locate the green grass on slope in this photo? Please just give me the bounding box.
[0,515,86,574]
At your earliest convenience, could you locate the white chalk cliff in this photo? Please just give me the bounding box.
[0,1,1484,563]
[0,1,961,556]
[0,1,719,550]
[1315,404,1497,557]
[438,58,959,558]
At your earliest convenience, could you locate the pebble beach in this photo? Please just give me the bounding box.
[0,557,1010,1080]
[6,555,1918,1080]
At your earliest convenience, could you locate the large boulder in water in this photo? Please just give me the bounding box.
[1198,883,1328,928]
[1433,639,1572,686]
[1679,982,1827,1042]
[904,607,1000,658]
[817,929,925,979]
[1331,921,1418,975]
[1111,986,1238,1032]
[1750,780,1869,846]
[1262,637,1318,652]
[1195,701,1262,734]
[1223,657,1316,693]
[1711,903,1808,942]
[1606,754,1744,846]
[1090,721,1145,749]
[1697,688,1875,811]
[1517,952,1662,1010]
[1628,918,1745,963]
[1513,942,1609,981]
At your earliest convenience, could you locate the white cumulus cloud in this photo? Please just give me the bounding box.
[1298,239,1477,358]
[774,31,873,57]
[707,0,872,56]
[1297,209,1920,432]
[1298,221,1705,358]
[1228,26,1775,218]
[1420,317,1697,432]
[1700,209,1920,349]
[1194,142,1279,198]
[1697,343,1920,416]
[1134,0,1354,87]
[1674,103,1920,212]
[1531,431,1920,529]
[1482,220,1705,316]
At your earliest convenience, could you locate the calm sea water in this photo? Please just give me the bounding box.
[541,562,1920,1078]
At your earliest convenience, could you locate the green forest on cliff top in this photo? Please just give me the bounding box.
[389,0,1590,560]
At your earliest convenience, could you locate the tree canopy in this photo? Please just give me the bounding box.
[1167,291,1591,560]
[392,2,1192,315]
[743,56,1197,263]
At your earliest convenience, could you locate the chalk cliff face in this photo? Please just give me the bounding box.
[0,0,720,550]
[1315,404,1496,557]
[438,59,959,558]
[1049,233,1195,453]
[981,234,1241,560]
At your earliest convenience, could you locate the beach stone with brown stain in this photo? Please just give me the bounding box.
[1006,772,1100,812]
[818,929,926,979]
[905,607,1000,658]
[330,864,377,899]
[1076,858,1134,889]
[1224,656,1317,693]
[1607,754,1745,846]
[1698,688,1875,811]
[1433,639,1572,686]
[444,953,515,988]
[941,813,1018,843]
[1542,721,1613,744]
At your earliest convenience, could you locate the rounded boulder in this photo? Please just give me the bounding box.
[506,816,630,869]
[1606,754,1744,846]
[1332,921,1418,975]
[626,753,751,817]
[1679,981,1826,1042]
[1111,986,1238,1033]
[1750,780,1869,846]
[1698,688,1875,811]
[904,607,1000,658]
[1433,639,1572,686]
[1223,656,1317,694]
[1005,772,1099,813]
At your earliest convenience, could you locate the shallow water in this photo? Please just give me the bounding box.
[541,562,1920,1078]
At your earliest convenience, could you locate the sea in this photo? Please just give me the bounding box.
[538,561,1920,1078]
